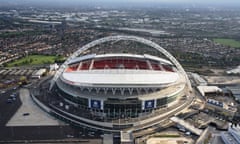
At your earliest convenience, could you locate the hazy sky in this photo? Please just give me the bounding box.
[1,0,240,8]
[3,0,240,3]
[32,0,240,3]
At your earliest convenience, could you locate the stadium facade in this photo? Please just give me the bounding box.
[33,35,192,132]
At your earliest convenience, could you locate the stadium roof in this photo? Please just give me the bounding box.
[62,70,179,86]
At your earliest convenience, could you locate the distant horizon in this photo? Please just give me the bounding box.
[3,0,240,3]
[1,0,240,9]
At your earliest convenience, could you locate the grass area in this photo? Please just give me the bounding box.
[6,55,65,67]
[213,38,240,48]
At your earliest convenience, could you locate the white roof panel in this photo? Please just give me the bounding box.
[95,53,144,59]
[144,54,172,65]
[197,86,222,96]
[62,70,179,86]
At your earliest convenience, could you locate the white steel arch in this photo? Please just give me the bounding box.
[50,35,192,91]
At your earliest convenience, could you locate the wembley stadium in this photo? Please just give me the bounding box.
[32,35,193,133]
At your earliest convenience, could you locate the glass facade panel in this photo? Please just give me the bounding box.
[55,85,88,107]
[104,99,142,118]
[156,97,168,108]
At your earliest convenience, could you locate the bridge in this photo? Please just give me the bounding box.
[170,116,203,136]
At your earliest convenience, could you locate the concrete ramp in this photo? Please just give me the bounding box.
[6,88,63,126]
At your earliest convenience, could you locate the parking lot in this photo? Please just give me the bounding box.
[0,87,21,126]
[0,68,38,77]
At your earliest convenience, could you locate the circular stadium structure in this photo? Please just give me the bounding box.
[33,35,193,133]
